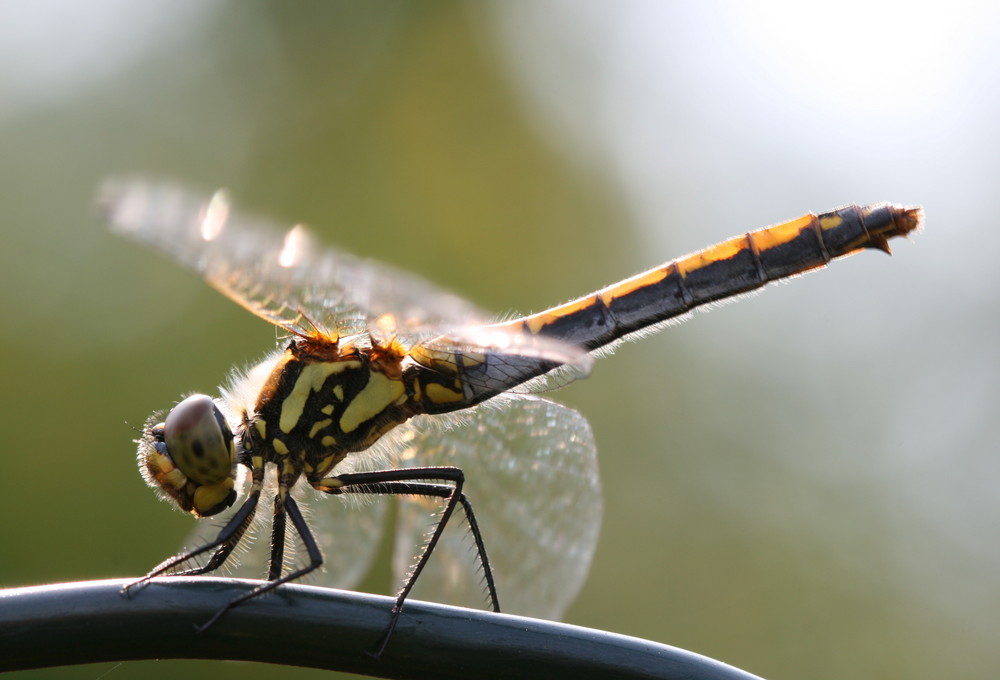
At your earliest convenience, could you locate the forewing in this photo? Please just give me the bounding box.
[390,395,602,620]
[102,178,485,338]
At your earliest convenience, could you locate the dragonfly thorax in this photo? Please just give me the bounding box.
[246,337,417,488]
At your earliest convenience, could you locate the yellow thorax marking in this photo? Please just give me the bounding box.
[279,359,360,434]
[339,370,405,434]
[315,453,338,476]
[308,418,333,439]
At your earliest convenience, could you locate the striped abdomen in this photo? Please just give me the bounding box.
[497,202,922,350]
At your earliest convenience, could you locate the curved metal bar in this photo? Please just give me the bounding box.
[0,578,765,679]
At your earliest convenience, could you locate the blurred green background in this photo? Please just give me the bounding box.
[2,2,999,678]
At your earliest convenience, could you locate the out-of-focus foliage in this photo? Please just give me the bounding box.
[1,2,997,679]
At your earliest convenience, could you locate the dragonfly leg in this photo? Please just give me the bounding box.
[268,493,287,581]
[323,466,499,657]
[195,494,324,631]
[122,490,260,596]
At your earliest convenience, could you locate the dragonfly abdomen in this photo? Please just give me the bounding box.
[502,203,922,351]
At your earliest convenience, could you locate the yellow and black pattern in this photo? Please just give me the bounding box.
[106,179,921,630]
[495,203,921,353]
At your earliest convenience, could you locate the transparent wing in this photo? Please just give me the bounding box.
[101,178,485,339]
[390,395,602,619]
[411,326,595,400]
[103,178,601,395]
[108,178,603,607]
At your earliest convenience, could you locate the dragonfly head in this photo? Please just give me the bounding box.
[138,394,238,517]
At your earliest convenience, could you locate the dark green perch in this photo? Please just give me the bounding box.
[0,578,764,679]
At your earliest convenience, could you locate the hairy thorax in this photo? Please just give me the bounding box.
[245,336,417,489]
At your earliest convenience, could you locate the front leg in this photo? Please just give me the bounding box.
[195,494,324,631]
[122,490,260,596]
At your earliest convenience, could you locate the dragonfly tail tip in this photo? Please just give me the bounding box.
[899,205,925,236]
[870,234,892,255]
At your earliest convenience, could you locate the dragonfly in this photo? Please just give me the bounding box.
[103,179,921,649]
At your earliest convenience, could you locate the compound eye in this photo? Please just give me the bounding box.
[162,394,235,486]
